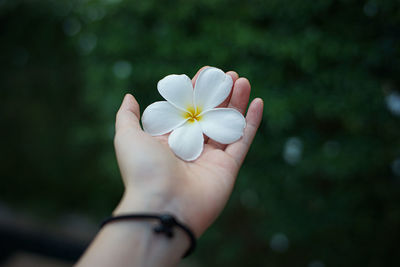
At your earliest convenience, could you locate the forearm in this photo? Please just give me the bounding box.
[76,191,190,267]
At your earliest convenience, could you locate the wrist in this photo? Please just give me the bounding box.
[108,190,194,263]
[77,214,190,267]
[101,213,196,258]
[113,189,193,230]
[114,189,179,214]
[114,184,200,238]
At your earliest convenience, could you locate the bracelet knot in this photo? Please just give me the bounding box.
[153,214,176,238]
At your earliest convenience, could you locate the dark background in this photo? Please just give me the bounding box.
[1,0,400,266]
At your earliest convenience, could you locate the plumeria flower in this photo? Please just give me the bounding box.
[141,67,246,161]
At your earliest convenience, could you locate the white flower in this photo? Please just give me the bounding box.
[142,67,246,161]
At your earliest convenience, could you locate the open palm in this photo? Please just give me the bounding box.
[113,67,263,237]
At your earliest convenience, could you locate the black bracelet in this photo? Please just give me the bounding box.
[100,213,196,258]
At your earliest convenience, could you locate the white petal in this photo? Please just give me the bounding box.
[142,101,187,136]
[194,67,233,111]
[168,121,204,161]
[158,74,194,111]
[199,108,246,144]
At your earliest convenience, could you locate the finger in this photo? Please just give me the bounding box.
[227,78,251,114]
[207,77,251,149]
[225,98,264,167]
[115,94,141,133]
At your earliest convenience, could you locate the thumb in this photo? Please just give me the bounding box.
[115,94,141,132]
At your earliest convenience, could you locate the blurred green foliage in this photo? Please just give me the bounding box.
[1,0,400,266]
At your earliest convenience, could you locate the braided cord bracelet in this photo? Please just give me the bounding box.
[101,213,196,258]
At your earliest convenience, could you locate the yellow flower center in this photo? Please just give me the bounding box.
[184,106,202,123]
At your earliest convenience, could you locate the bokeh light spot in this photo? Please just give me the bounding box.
[392,158,400,177]
[63,18,81,36]
[308,260,325,267]
[79,33,97,54]
[283,137,303,165]
[385,92,400,116]
[363,1,378,17]
[270,233,289,253]
[113,60,132,79]
[87,6,106,21]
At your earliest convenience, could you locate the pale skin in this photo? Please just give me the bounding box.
[76,67,264,267]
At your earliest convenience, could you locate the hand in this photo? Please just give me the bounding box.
[113,67,263,237]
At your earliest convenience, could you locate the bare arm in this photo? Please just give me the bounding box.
[76,67,264,267]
